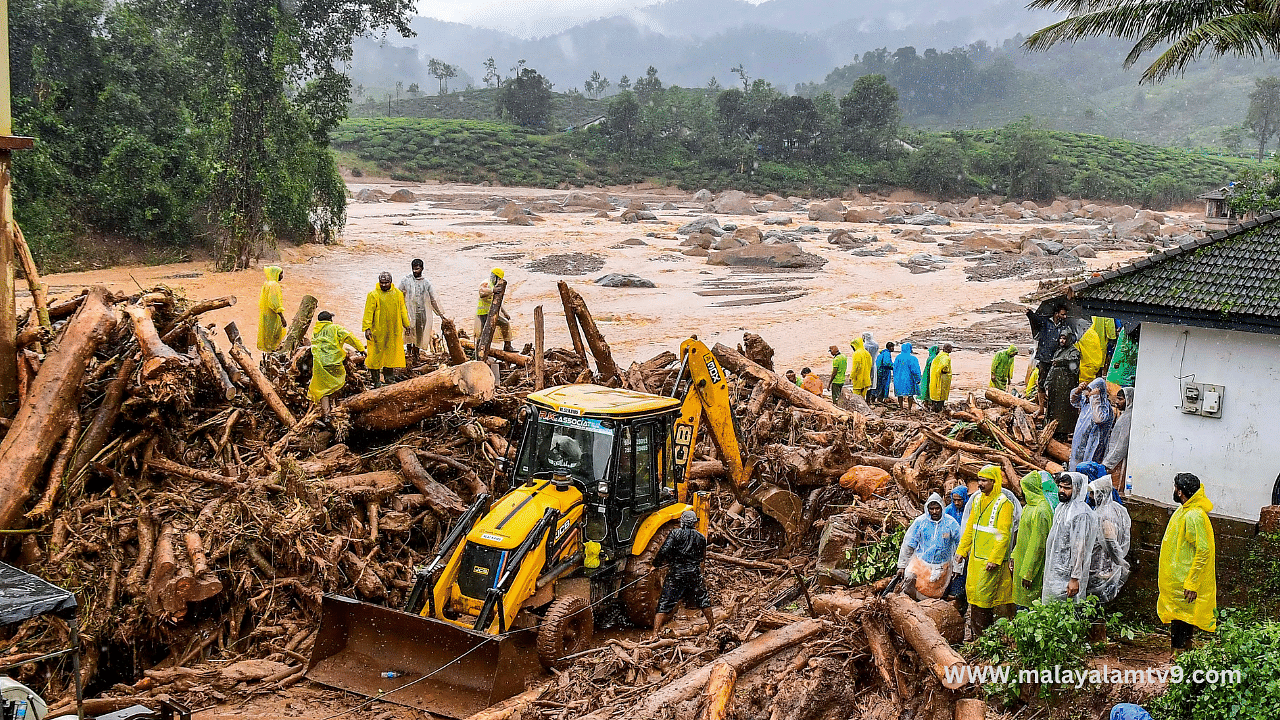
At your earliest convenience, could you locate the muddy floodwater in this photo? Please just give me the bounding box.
[41,181,1157,396]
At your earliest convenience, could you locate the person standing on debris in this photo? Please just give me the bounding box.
[928,343,953,411]
[1043,472,1099,604]
[873,342,895,402]
[919,345,939,407]
[800,367,824,396]
[1103,387,1136,487]
[1087,476,1132,603]
[308,311,366,416]
[1027,303,1069,402]
[895,493,962,600]
[1069,378,1114,471]
[257,266,287,353]
[477,267,515,353]
[848,336,873,398]
[893,342,921,410]
[1158,473,1216,650]
[829,345,848,404]
[943,484,970,610]
[652,510,715,635]
[398,258,445,367]
[363,271,410,388]
[861,332,879,397]
[1046,331,1081,440]
[956,465,1015,636]
[989,345,1018,392]
[1011,471,1053,611]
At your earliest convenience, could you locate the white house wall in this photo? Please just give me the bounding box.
[1128,322,1280,521]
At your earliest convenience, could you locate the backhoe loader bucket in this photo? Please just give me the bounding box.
[306,595,540,719]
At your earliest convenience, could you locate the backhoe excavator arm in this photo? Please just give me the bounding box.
[672,339,803,547]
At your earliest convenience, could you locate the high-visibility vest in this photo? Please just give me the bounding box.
[971,494,1008,563]
[477,282,492,315]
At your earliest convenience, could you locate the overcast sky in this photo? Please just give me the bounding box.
[415,0,758,37]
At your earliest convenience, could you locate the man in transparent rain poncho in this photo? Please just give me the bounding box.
[894,493,962,600]
[1087,476,1132,603]
[1043,472,1100,604]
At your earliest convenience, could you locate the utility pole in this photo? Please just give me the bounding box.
[0,0,32,417]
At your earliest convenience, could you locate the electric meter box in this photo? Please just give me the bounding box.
[1180,381,1224,418]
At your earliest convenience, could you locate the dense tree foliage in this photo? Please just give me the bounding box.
[1246,77,1280,160]
[498,68,555,130]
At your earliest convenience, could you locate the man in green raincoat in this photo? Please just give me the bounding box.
[990,345,1018,391]
[1011,471,1054,610]
[308,311,365,415]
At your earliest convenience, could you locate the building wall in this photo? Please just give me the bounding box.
[1128,322,1280,521]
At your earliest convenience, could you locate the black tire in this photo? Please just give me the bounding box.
[537,595,593,669]
[620,522,675,627]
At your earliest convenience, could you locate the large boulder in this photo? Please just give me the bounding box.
[1111,204,1138,222]
[731,226,763,245]
[934,202,959,218]
[764,215,793,225]
[1115,217,1161,239]
[905,212,951,227]
[712,235,746,251]
[844,207,886,223]
[389,189,416,202]
[710,190,759,215]
[679,233,714,249]
[692,188,713,202]
[808,198,846,222]
[595,273,656,288]
[707,243,827,269]
[562,191,614,211]
[493,202,526,220]
[955,232,1017,253]
[677,216,724,236]
[1000,202,1023,219]
[1069,244,1097,258]
[354,188,384,202]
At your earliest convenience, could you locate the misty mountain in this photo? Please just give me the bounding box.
[349,0,1059,94]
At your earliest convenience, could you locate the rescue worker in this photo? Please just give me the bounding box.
[1158,473,1216,650]
[785,369,801,387]
[848,336,873,398]
[652,510,714,634]
[257,266,287,353]
[800,367,824,396]
[943,484,970,610]
[928,343,953,411]
[873,342,895,402]
[893,342,921,410]
[362,271,410,387]
[1043,472,1099,604]
[1027,303,1069,402]
[895,493,961,600]
[1070,378,1114,470]
[919,345,939,406]
[829,345,848,404]
[477,268,514,354]
[307,311,365,416]
[956,465,1014,637]
[861,332,879,396]
[397,258,445,366]
[1011,471,1053,611]
[1087,476,1132,603]
[990,345,1017,391]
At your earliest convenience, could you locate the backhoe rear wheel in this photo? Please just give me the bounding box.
[620,522,675,627]
[538,595,594,669]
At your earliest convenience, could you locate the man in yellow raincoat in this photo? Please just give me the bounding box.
[847,337,873,397]
[363,272,410,387]
[1158,473,1216,650]
[308,311,365,415]
[928,343,953,411]
[956,464,1014,637]
[257,266,287,352]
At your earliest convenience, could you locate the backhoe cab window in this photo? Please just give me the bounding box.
[515,412,613,487]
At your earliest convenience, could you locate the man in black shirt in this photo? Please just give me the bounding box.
[1027,303,1069,402]
[651,510,714,634]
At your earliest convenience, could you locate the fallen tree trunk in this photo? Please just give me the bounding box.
[985,387,1040,415]
[225,322,297,429]
[159,295,237,344]
[26,413,80,521]
[319,471,405,500]
[195,324,237,401]
[475,279,506,360]
[560,283,620,382]
[810,591,867,619]
[460,339,529,367]
[280,294,318,356]
[440,318,468,366]
[860,614,899,697]
[533,305,546,391]
[340,361,496,431]
[464,684,549,720]
[12,223,50,330]
[713,343,855,423]
[0,287,116,530]
[635,619,826,716]
[556,281,588,364]
[699,662,736,720]
[885,593,966,689]
[125,305,194,381]
[394,447,466,517]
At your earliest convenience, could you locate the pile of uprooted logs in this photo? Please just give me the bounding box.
[0,273,1052,718]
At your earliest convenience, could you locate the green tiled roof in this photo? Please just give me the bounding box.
[1070,212,1280,327]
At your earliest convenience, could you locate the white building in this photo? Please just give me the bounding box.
[1068,212,1280,521]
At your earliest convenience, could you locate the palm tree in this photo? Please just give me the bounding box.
[1023,0,1280,83]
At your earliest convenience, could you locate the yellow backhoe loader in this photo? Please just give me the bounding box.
[306,339,802,718]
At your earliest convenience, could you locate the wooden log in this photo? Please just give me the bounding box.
[25,412,79,520]
[556,281,588,364]
[280,294,318,355]
[440,318,467,366]
[0,287,116,530]
[984,387,1039,415]
[1046,437,1070,463]
[296,444,362,477]
[916,598,964,645]
[226,322,297,428]
[147,456,243,488]
[460,339,529,367]
[12,223,50,330]
[159,295,238,344]
[561,284,620,382]
[195,323,237,400]
[533,305,546,391]
[148,524,179,614]
[712,343,855,423]
[124,305,194,379]
[741,332,775,371]
[340,361,496,431]
[319,470,406,500]
[126,514,156,596]
[635,619,826,716]
[1012,407,1036,445]
[475,279,507,360]
[955,699,987,720]
[860,615,899,696]
[394,447,466,517]
[699,662,736,720]
[810,590,867,618]
[885,593,966,689]
[464,684,549,720]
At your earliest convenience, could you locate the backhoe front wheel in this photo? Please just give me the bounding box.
[537,595,594,669]
[620,522,675,627]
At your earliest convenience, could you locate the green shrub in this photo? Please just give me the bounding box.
[1152,613,1278,720]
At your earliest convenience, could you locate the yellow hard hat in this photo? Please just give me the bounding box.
[491,267,505,280]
